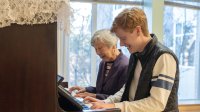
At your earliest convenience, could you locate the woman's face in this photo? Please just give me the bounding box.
[93,41,115,62]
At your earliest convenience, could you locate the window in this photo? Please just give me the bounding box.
[164,0,200,104]
[57,0,200,106]
[66,0,142,87]
[68,3,92,87]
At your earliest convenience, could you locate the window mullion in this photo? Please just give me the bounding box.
[90,3,98,87]
[196,10,200,99]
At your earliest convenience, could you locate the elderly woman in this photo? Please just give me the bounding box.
[69,29,129,100]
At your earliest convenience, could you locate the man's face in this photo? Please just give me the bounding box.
[115,28,139,53]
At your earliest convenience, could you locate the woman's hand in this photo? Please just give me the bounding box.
[68,86,86,93]
[75,92,96,98]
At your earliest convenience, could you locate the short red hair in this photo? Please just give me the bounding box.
[111,7,149,37]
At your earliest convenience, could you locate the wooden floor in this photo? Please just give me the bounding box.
[180,110,200,112]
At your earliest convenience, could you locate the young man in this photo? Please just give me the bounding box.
[84,7,179,112]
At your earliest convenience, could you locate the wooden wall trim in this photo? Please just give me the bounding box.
[179,104,200,111]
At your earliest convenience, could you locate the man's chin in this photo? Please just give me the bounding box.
[128,50,136,54]
[127,49,133,53]
[102,58,109,62]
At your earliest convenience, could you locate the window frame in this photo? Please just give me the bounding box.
[164,0,200,105]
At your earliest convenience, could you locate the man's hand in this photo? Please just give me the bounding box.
[84,96,103,103]
[83,96,114,109]
[68,86,86,93]
[91,102,115,109]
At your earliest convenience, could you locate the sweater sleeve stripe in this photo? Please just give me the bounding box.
[159,74,175,80]
[152,79,173,90]
[152,74,175,80]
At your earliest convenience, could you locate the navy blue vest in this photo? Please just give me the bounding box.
[121,34,179,112]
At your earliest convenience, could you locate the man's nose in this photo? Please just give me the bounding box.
[120,41,125,46]
[96,49,101,55]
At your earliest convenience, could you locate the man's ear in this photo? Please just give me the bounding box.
[135,26,141,33]
[135,26,142,36]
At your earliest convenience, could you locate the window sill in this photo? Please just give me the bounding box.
[179,100,200,105]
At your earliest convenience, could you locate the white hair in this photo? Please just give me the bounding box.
[91,29,118,47]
